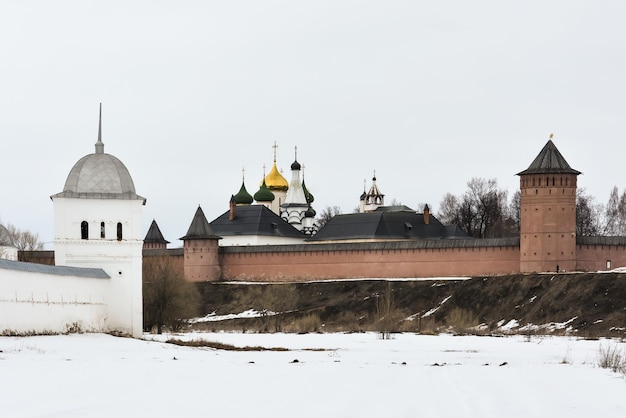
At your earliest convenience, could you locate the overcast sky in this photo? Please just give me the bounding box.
[2,1,625,248]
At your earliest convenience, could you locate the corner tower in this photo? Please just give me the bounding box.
[517,136,580,273]
[180,206,221,281]
[50,104,146,336]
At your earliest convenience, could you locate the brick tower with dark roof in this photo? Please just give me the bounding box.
[517,136,581,273]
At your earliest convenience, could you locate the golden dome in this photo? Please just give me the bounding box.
[263,161,289,191]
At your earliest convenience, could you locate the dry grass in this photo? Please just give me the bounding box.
[165,338,289,351]
[289,314,322,333]
[597,343,626,374]
[445,308,479,334]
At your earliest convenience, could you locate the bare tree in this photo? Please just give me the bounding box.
[143,257,200,333]
[4,224,43,262]
[6,224,43,251]
[602,186,626,236]
[509,190,521,231]
[316,205,342,228]
[576,189,602,237]
[603,186,620,235]
[438,178,513,238]
[438,193,461,226]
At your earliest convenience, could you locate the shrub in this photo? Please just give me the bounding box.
[597,343,626,374]
[445,308,479,335]
[288,314,322,333]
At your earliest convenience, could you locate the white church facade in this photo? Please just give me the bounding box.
[0,106,144,337]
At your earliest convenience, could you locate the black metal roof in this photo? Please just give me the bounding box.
[309,209,470,242]
[517,140,581,176]
[210,205,304,238]
[0,258,110,278]
[144,219,170,244]
[221,237,520,254]
[180,206,221,240]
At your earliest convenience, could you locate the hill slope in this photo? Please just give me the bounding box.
[194,273,626,337]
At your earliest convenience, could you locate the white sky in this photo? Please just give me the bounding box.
[2,1,626,248]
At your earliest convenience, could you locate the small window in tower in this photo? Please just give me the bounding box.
[117,222,122,241]
[100,222,105,239]
[552,177,555,186]
[606,260,612,270]
[546,177,549,186]
[81,221,89,240]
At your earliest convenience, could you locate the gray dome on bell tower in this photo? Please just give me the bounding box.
[51,104,146,203]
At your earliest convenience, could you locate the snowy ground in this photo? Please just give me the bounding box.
[1,332,625,417]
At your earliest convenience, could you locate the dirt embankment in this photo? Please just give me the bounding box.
[194,273,626,337]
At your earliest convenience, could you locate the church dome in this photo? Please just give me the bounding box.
[254,179,275,202]
[264,162,289,191]
[302,179,314,204]
[305,206,316,218]
[51,111,145,202]
[234,181,254,205]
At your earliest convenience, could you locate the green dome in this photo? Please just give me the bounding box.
[302,179,314,204]
[234,181,254,205]
[254,179,275,202]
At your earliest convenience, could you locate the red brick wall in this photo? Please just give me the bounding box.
[219,245,521,281]
[577,244,626,272]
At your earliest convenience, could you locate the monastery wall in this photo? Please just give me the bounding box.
[218,240,521,281]
[143,248,184,272]
[0,262,109,335]
[576,238,626,272]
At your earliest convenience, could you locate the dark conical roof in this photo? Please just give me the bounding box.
[144,219,170,244]
[180,206,221,240]
[517,139,581,176]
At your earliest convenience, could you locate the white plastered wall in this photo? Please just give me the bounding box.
[218,235,306,246]
[0,267,109,334]
[52,197,144,337]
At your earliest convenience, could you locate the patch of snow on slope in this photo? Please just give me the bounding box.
[422,295,452,318]
[190,309,277,323]
[499,319,520,331]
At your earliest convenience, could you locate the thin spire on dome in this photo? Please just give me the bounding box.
[234,167,253,205]
[291,145,301,170]
[264,142,289,191]
[95,103,104,154]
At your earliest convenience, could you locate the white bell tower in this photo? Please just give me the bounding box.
[50,105,146,337]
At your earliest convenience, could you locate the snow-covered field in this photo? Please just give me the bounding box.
[1,332,625,417]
